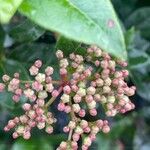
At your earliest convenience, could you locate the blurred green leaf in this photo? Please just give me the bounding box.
[112,0,138,21]
[125,7,150,40]
[7,43,56,65]
[0,26,5,49]
[128,49,149,68]
[0,91,15,110]
[94,134,121,150]
[0,0,23,24]
[1,59,30,80]
[11,138,53,150]
[130,70,150,101]
[9,19,45,43]
[0,142,6,150]
[19,0,126,60]
[125,27,135,51]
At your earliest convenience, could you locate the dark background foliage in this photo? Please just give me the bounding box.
[0,0,150,150]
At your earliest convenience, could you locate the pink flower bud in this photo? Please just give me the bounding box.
[2,74,10,82]
[52,90,59,98]
[22,103,31,111]
[101,60,108,68]
[63,126,70,133]
[23,131,31,140]
[73,133,80,141]
[78,109,86,117]
[57,103,65,111]
[89,109,97,116]
[45,126,53,134]
[71,85,78,92]
[12,132,19,139]
[32,81,43,92]
[45,66,54,76]
[56,50,63,59]
[15,89,22,96]
[73,94,81,103]
[14,73,20,78]
[84,127,91,133]
[102,125,110,133]
[36,99,45,107]
[34,60,42,68]
[8,120,16,128]
[60,68,67,75]
[95,60,100,66]
[0,83,5,92]
[12,95,20,103]
[29,66,39,76]
[64,105,71,113]
[89,134,96,141]
[45,76,52,83]
[63,85,71,94]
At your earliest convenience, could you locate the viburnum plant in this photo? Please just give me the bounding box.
[0,45,135,150]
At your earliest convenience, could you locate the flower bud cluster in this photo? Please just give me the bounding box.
[0,45,136,149]
[4,100,56,139]
[57,119,109,150]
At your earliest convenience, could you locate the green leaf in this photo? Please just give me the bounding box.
[19,0,126,60]
[11,138,53,150]
[56,36,86,55]
[1,59,30,80]
[125,7,150,40]
[128,49,149,68]
[0,26,5,49]
[9,19,45,43]
[7,43,56,65]
[0,91,15,110]
[125,27,135,51]
[0,0,24,24]
[95,134,120,150]
[130,70,150,101]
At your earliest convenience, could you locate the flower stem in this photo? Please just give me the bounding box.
[45,86,63,108]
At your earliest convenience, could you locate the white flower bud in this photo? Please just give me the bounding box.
[77,88,86,97]
[60,59,68,68]
[91,126,99,134]
[84,137,92,146]
[35,73,45,83]
[76,65,84,73]
[101,95,107,103]
[87,86,96,95]
[61,94,70,103]
[107,96,115,103]
[68,121,76,129]
[88,100,96,109]
[72,104,80,113]
[78,82,86,88]
[16,126,25,134]
[75,126,83,134]
[38,91,48,99]
[37,122,45,129]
